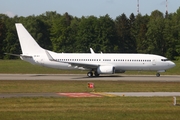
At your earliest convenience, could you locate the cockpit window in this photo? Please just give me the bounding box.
[161,59,169,61]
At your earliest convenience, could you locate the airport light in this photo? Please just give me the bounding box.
[88,82,94,88]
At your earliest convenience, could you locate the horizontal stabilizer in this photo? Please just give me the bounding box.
[4,53,32,58]
[4,53,21,57]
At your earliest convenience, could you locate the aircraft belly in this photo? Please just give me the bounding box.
[22,57,36,65]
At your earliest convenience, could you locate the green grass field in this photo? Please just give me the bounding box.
[0,60,180,120]
[0,97,180,120]
[0,60,83,74]
[0,80,180,93]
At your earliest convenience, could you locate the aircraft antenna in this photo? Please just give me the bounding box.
[137,0,139,14]
[166,0,168,14]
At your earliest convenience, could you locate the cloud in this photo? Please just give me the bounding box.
[4,11,15,17]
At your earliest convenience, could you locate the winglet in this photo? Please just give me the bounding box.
[90,48,95,54]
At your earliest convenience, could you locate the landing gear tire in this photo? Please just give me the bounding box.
[156,73,160,77]
[87,72,93,77]
[94,71,100,77]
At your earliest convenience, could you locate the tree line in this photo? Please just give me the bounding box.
[0,8,180,60]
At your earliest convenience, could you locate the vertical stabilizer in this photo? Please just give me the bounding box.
[15,23,44,55]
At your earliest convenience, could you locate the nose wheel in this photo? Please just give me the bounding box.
[156,73,160,77]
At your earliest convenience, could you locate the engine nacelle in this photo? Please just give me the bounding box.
[97,66,115,74]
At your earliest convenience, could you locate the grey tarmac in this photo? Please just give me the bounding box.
[105,92,180,97]
[0,92,180,98]
[0,74,180,82]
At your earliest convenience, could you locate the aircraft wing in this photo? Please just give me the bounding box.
[45,50,98,69]
[67,62,98,69]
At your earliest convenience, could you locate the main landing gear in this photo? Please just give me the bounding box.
[156,73,160,77]
[87,71,99,77]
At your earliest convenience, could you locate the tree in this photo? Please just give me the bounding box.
[134,14,149,53]
[146,10,165,55]
[51,13,74,52]
[1,8,180,60]
[171,7,180,59]
[0,15,7,58]
[95,14,117,53]
[115,13,136,53]
[163,15,177,59]
[75,16,98,53]
[129,13,137,53]
[69,17,80,52]
[2,15,20,59]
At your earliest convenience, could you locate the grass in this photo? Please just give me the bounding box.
[0,80,180,93]
[0,97,180,120]
[0,60,180,74]
[0,80,180,120]
[0,60,83,74]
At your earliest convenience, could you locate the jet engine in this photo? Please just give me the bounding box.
[97,66,115,74]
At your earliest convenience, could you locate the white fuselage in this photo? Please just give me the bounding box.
[21,50,175,72]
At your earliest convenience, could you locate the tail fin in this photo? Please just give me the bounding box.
[15,23,44,55]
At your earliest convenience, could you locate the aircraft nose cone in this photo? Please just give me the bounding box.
[169,61,176,68]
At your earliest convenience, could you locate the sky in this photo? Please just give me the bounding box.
[1,0,180,19]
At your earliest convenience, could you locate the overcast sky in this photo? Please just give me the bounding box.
[1,0,180,18]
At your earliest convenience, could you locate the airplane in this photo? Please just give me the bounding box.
[12,23,175,77]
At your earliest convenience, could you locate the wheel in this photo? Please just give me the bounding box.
[156,73,160,77]
[87,72,93,77]
[94,71,100,77]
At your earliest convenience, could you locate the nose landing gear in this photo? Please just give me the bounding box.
[156,73,160,77]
